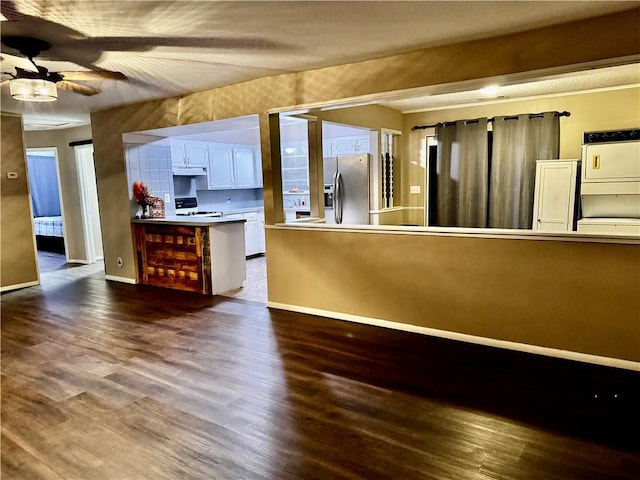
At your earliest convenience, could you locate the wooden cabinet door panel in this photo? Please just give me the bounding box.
[134,224,209,293]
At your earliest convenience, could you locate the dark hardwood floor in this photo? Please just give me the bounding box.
[1,263,639,479]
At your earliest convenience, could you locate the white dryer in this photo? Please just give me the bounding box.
[578,129,640,235]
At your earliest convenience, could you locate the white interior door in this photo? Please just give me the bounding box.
[75,144,104,262]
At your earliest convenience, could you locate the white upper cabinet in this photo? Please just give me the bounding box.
[254,146,263,186]
[170,144,186,168]
[184,142,208,168]
[209,145,234,189]
[170,140,209,169]
[206,143,262,189]
[325,134,370,157]
[233,147,256,188]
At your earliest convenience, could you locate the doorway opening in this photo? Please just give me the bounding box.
[26,148,68,274]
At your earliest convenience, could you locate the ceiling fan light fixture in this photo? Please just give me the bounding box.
[9,78,58,102]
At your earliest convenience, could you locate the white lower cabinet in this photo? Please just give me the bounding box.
[245,218,261,256]
[257,212,266,253]
[225,211,265,256]
[532,159,580,231]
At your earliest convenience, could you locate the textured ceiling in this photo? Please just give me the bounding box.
[380,63,640,112]
[1,1,638,130]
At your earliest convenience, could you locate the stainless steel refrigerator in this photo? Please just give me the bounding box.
[323,154,370,224]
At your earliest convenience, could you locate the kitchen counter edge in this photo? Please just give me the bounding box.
[131,217,245,226]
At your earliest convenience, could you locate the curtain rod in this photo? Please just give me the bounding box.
[411,111,570,131]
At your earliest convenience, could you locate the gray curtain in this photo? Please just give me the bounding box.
[435,119,488,227]
[26,155,61,217]
[489,113,559,229]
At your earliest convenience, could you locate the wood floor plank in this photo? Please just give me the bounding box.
[1,434,65,480]
[2,263,639,479]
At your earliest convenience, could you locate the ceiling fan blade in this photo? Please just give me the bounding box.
[56,80,100,96]
[0,52,38,72]
[0,0,25,21]
[59,70,127,81]
[79,36,291,52]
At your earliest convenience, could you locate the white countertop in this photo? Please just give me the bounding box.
[219,206,264,215]
[132,216,245,226]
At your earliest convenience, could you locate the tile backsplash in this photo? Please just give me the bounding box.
[196,188,263,212]
[125,143,175,216]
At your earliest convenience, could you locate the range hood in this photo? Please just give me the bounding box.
[172,167,207,176]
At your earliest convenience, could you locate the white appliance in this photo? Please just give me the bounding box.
[323,154,370,224]
[577,129,640,235]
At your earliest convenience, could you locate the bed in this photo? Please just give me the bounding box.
[34,215,65,253]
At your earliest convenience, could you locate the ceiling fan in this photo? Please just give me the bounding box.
[1,35,127,99]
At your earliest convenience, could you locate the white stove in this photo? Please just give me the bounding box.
[175,197,222,217]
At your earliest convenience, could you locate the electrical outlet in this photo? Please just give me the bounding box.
[410,185,421,194]
[226,196,231,203]
[164,193,170,203]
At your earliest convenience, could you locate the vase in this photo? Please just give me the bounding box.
[138,203,148,219]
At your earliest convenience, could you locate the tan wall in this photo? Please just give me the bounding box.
[1,114,38,289]
[83,10,640,362]
[371,209,404,226]
[317,104,403,131]
[24,125,94,262]
[266,227,640,362]
[402,87,640,219]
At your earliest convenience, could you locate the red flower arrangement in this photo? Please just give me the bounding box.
[133,181,153,217]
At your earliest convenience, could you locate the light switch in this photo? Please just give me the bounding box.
[410,185,421,194]
[164,193,171,203]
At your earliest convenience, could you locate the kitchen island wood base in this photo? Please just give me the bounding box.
[132,218,246,294]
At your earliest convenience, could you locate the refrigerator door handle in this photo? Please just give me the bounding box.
[333,171,339,224]
[336,171,344,224]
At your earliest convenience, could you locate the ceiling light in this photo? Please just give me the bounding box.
[9,78,58,102]
[479,85,500,97]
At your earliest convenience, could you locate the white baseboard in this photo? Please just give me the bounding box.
[68,258,89,264]
[1,280,40,292]
[105,275,137,284]
[267,301,640,372]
